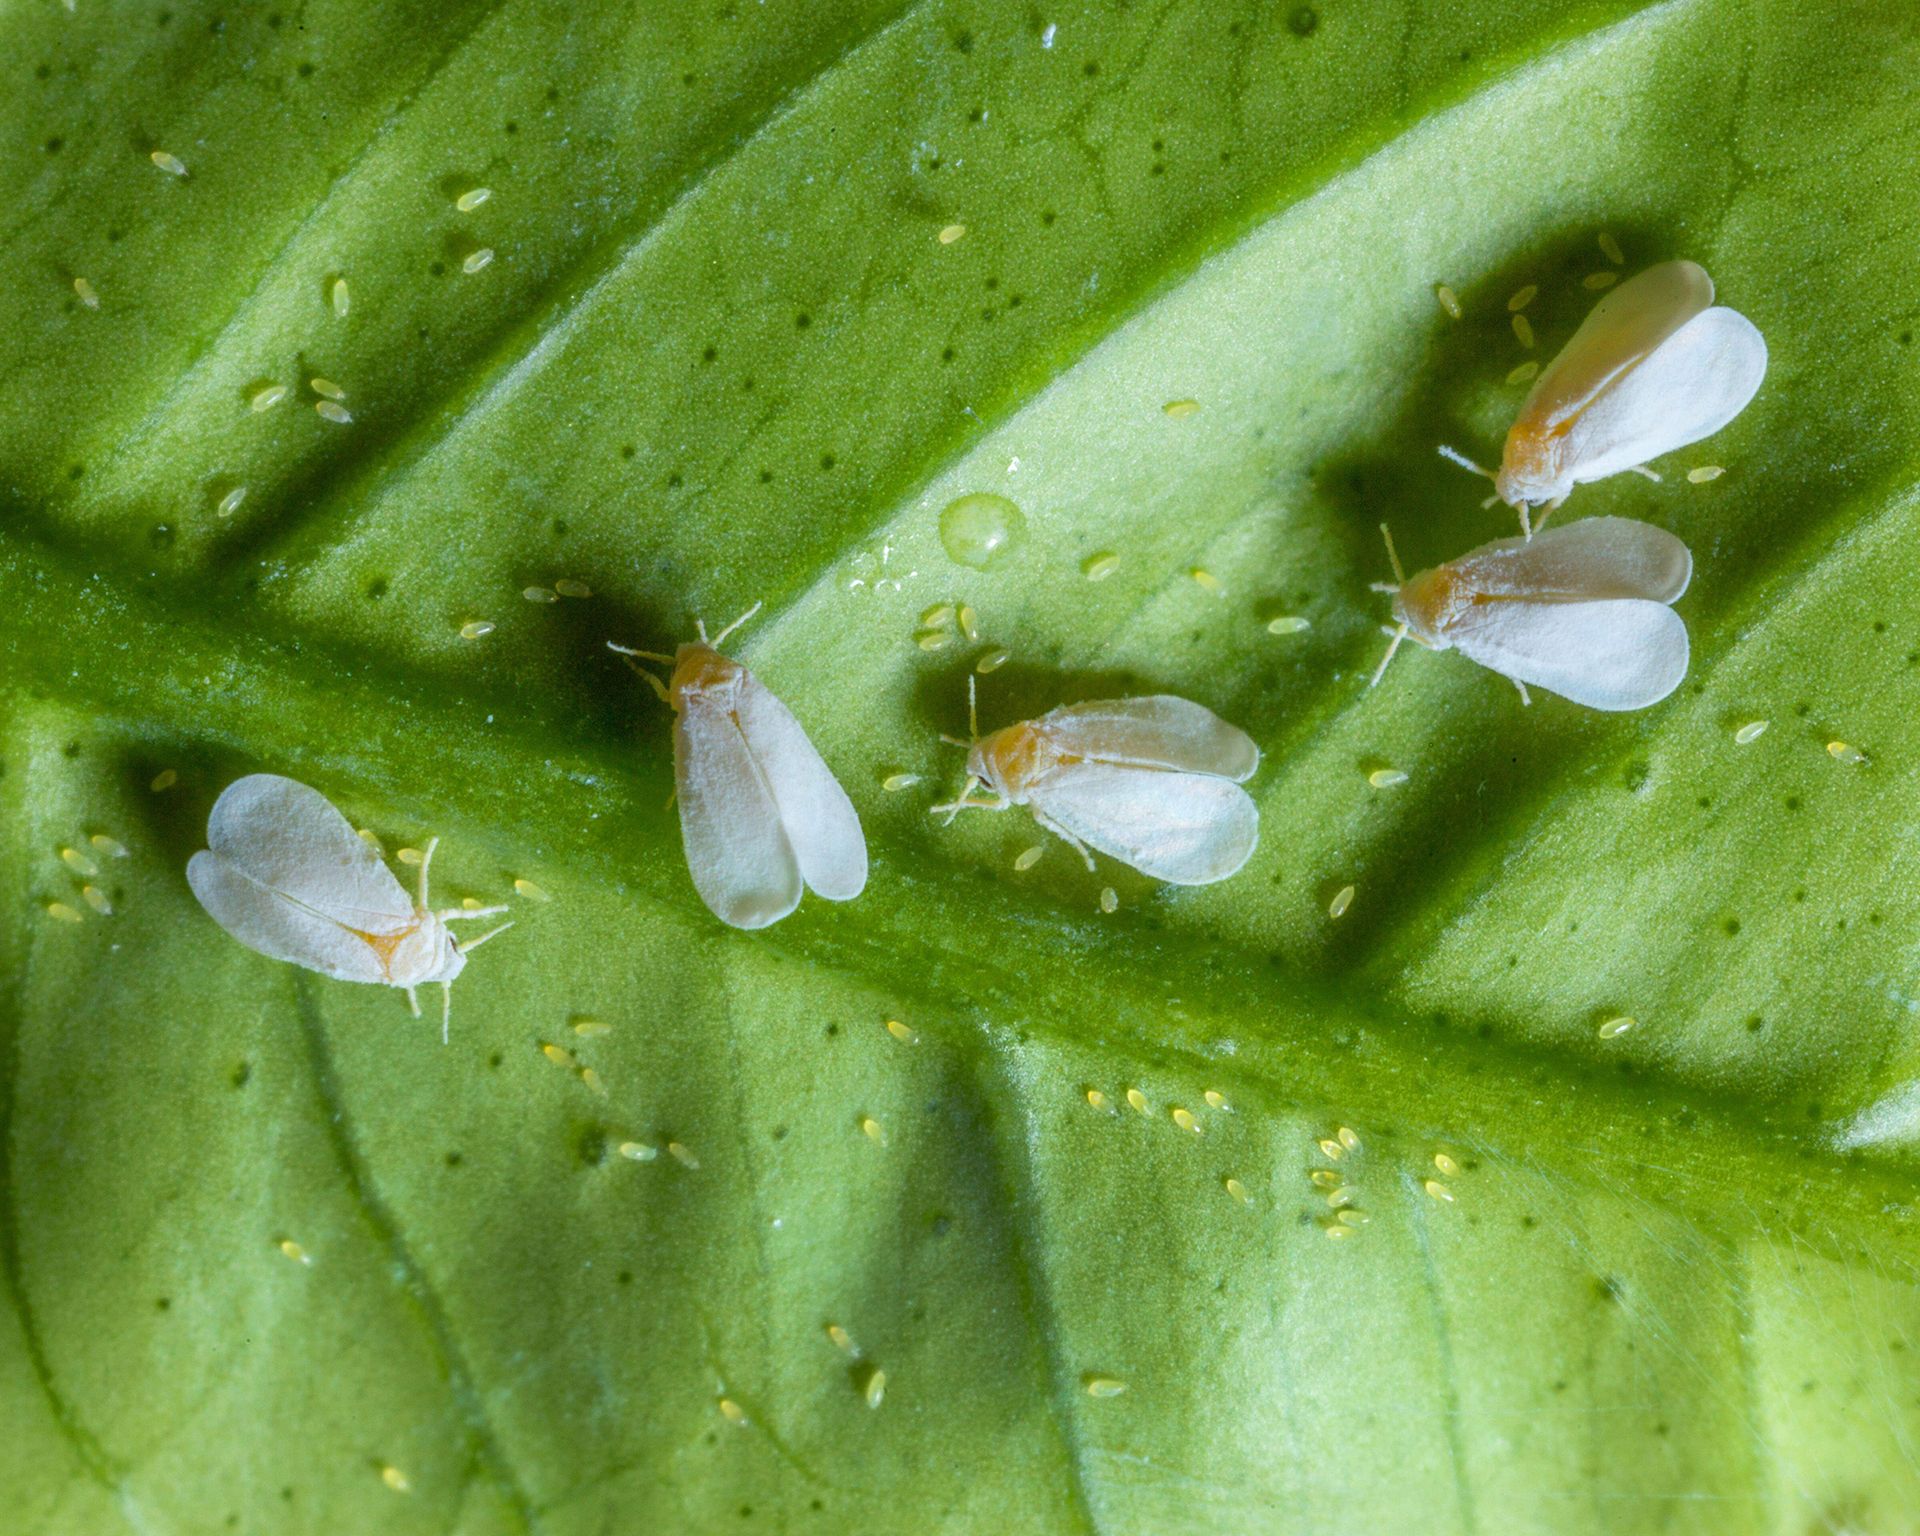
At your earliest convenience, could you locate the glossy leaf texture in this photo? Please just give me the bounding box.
[4,1,1920,1531]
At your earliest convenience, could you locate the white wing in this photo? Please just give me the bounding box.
[676,693,802,930]
[1037,696,1259,782]
[732,670,867,902]
[1558,307,1767,484]
[1450,517,1691,604]
[187,850,393,981]
[1517,260,1715,431]
[1030,762,1258,885]
[204,774,416,923]
[1448,599,1689,711]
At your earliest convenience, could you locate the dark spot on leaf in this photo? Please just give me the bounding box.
[825,1023,839,1038]
[952,28,973,52]
[759,469,773,483]
[941,347,956,363]
[1083,60,1100,76]
[1747,1015,1765,1032]
[68,464,85,481]
[149,524,175,549]
[429,260,446,277]
[444,1151,463,1167]
[62,742,80,758]
[44,137,61,154]
[1784,796,1800,811]
[667,473,683,489]
[297,61,314,77]
[504,120,518,134]
[617,1269,633,1285]
[795,312,810,329]
[1723,918,1740,937]
[771,1125,787,1140]
[365,577,388,600]
[488,1051,504,1068]
[578,1129,607,1167]
[230,1061,251,1088]
[620,444,636,460]
[1622,759,1649,792]
[820,453,836,470]
[1041,210,1056,226]
[155,1297,171,1311]
[1288,5,1319,37]
[702,345,717,363]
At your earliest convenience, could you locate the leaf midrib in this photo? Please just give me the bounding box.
[2,512,1912,1266]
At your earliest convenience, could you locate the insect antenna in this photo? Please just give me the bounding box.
[416,836,439,911]
[708,600,764,650]
[456,920,515,957]
[1378,522,1406,588]
[1437,443,1496,481]
[607,642,673,703]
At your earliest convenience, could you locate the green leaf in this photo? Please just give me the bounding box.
[3,0,1918,1530]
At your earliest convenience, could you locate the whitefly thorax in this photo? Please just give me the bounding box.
[352,910,465,986]
[970,719,1076,803]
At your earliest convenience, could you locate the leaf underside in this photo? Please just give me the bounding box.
[4,1,1920,1532]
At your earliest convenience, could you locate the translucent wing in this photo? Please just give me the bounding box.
[1037,696,1259,782]
[204,774,415,927]
[1516,260,1715,432]
[187,850,393,982]
[1450,517,1691,604]
[732,670,868,902]
[1448,599,1689,711]
[1556,307,1767,484]
[1030,762,1259,885]
[676,693,802,930]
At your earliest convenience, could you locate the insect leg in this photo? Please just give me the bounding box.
[1530,495,1568,536]
[405,985,421,1018]
[1627,465,1663,483]
[1032,810,1096,873]
[1511,678,1532,707]
[441,904,510,920]
[442,982,452,1046]
[1370,623,1409,689]
[708,600,765,650]
[416,836,439,910]
[456,921,515,956]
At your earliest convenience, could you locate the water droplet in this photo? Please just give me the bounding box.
[522,586,558,604]
[1506,361,1539,385]
[1511,313,1536,349]
[150,769,178,792]
[617,1141,657,1161]
[455,187,492,212]
[315,400,352,424]
[1734,720,1768,744]
[1424,1179,1454,1203]
[1085,1376,1127,1398]
[1099,887,1118,914]
[310,376,346,401]
[331,277,350,317]
[976,647,1011,674]
[81,885,112,915]
[938,223,966,245]
[150,149,187,176]
[45,902,83,924]
[1598,231,1625,264]
[1598,1016,1636,1040]
[572,1018,611,1037]
[458,620,495,639]
[251,384,289,412]
[1318,1138,1343,1159]
[1266,615,1310,634]
[1367,768,1408,789]
[59,846,99,876]
[1583,270,1620,291]
[1125,1088,1148,1115]
[513,878,550,901]
[885,1018,917,1043]
[380,1464,410,1492]
[1434,284,1462,320]
[1082,551,1121,581]
[718,1398,748,1427]
[1338,1126,1360,1150]
[89,834,128,858]
[1433,1152,1460,1176]
[864,1368,887,1409]
[883,772,922,791]
[1328,884,1355,919]
[1203,1090,1227,1110]
[1162,398,1200,419]
[216,485,247,518]
[1688,465,1725,483]
[554,578,592,598]
[1170,1107,1200,1135]
[1223,1177,1251,1204]
[1085,1089,1112,1112]
[72,276,99,308]
[1507,284,1537,312]
[462,247,495,274]
[827,1323,858,1353]
[1189,567,1224,597]
[1828,741,1866,765]
[939,493,1025,570]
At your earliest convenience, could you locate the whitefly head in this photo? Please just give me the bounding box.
[1494,423,1573,512]
[387,912,466,987]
